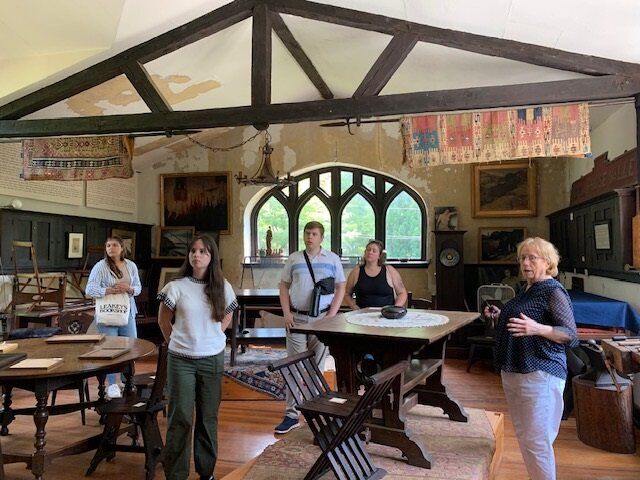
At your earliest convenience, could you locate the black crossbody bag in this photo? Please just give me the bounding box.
[303,251,335,317]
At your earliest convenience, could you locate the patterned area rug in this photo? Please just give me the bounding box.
[224,346,287,400]
[243,406,496,480]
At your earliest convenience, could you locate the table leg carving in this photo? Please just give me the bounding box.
[32,390,49,480]
[412,338,468,422]
[0,387,14,435]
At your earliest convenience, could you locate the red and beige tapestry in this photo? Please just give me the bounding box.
[22,135,134,181]
[401,103,590,166]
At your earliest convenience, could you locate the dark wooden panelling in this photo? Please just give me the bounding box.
[0,208,152,274]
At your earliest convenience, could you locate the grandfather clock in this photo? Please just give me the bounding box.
[434,230,466,311]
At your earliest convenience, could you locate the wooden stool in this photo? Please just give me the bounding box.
[572,376,635,453]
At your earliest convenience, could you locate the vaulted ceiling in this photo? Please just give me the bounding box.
[1,0,639,140]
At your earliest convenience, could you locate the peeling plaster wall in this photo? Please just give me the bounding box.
[136,121,570,301]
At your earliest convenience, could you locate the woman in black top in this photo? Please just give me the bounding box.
[345,240,407,309]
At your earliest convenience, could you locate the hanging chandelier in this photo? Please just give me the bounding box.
[235,131,296,187]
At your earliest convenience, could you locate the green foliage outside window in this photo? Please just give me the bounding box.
[252,167,425,259]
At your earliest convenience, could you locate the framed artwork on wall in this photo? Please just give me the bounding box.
[434,206,458,230]
[158,267,182,292]
[111,228,136,260]
[156,226,195,259]
[67,233,84,259]
[160,172,231,234]
[479,227,527,264]
[472,160,537,218]
[593,221,612,251]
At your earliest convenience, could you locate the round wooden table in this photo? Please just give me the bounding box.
[0,336,156,480]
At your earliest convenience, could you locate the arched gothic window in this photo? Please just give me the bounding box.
[251,166,427,260]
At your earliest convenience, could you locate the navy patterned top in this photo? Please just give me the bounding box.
[495,278,578,379]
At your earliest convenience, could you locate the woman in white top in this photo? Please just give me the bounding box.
[158,234,238,480]
[86,235,141,399]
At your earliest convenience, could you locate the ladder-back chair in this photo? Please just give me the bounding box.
[466,283,515,372]
[269,351,408,480]
[86,343,168,480]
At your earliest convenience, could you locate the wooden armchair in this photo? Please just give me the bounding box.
[269,351,408,480]
[86,343,168,480]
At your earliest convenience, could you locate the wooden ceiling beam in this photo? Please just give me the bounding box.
[271,13,333,100]
[2,75,639,138]
[0,0,255,121]
[354,32,418,98]
[268,0,640,76]
[252,2,272,121]
[122,62,172,113]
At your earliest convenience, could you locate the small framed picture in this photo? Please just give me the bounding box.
[158,267,182,291]
[67,233,84,259]
[156,226,195,259]
[111,229,137,260]
[434,206,458,230]
[479,227,527,264]
[593,221,611,250]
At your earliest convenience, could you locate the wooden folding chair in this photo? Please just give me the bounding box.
[11,240,66,312]
[67,244,103,298]
[269,351,408,480]
[86,343,168,480]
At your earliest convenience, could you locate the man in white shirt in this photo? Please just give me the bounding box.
[274,221,346,434]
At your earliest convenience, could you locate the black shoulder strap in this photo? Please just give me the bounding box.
[303,251,316,284]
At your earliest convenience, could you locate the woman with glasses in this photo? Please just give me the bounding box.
[484,237,578,480]
[344,239,407,309]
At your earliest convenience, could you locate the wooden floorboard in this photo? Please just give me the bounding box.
[1,356,638,479]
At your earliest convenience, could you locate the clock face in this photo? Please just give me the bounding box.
[439,247,460,267]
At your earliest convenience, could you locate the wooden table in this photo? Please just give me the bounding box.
[230,288,284,366]
[291,308,479,468]
[0,336,156,480]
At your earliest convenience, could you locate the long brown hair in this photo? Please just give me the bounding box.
[104,236,125,279]
[178,234,225,321]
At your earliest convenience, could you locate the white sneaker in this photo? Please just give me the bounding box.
[107,384,122,399]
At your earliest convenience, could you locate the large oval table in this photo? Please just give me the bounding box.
[0,336,156,480]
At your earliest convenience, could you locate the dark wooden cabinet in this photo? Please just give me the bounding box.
[0,208,153,273]
[548,188,636,278]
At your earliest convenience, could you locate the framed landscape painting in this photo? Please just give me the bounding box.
[479,227,527,264]
[472,160,537,218]
[156,226,195,259]
[158,267,182,291]
[161,172,231,234]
